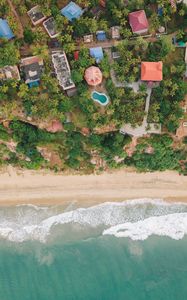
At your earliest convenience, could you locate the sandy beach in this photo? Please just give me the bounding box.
[0,166,186,206]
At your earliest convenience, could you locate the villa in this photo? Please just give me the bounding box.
[61,1,83,22]
[0,65,20,81]
[51,50,75,91]
[43,17,59,38]
[20,56,44,87]
[141,62,163,82]
[129,10,149,35]
[0,18,14,40]
[27,6,46,26]
[90,47,104,63]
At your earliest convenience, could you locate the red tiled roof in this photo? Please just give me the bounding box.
[74,51,79,61]
[129,10,148,33]
[141,62,163,81]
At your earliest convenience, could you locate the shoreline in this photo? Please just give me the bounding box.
[0,167,187,206]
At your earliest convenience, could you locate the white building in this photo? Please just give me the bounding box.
[52,50,75,90]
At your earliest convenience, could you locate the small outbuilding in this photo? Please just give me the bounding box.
[90,47,104,63]
[96,30,106,41]
[83,34,94,43]
[111,26,120,39]
[83,34,93,43]
[0,18,14,40]
[84,66,102,86]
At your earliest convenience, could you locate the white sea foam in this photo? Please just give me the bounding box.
[103,213,187,240]
[16,204,49,211]
[0,199,186,243]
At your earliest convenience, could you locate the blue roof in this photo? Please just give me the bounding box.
[96,31,106,41]
[157,7,163,16]
[61,1,83,22]
[0,18,14,40]
[90,47,104,63]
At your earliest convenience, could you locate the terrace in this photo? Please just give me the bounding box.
[43,17,59,38]
[27,5,46,26]
[0,65,20,81]
[51,50,75,91]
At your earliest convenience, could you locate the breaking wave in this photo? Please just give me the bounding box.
[0,199,187,243]
[103,213,187,240]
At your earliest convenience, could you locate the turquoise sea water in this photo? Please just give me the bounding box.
[0,199,187,300]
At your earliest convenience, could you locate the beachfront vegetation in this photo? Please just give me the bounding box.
[0,0,187,174]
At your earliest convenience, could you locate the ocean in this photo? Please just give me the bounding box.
[0,199,187,300]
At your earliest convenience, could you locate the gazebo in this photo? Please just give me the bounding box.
[84,66,103,86]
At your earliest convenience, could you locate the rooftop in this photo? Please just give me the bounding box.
[51,50,75,90]
[84,66,103,86]
[129,10,149,34]
[27,5,46,25]
[61,1,83,22]
[90,47,104,63]
[0,18,15,40]
[43,17,59,38]
[96,30,106,41]
[20,56,44,84]
[0,65,20,81]
[141,62,163,81]
[111,26,120,39]
[83,34,94,43]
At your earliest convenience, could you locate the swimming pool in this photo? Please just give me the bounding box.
[91,91,109,106]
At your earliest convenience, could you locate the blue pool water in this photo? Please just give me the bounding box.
[92,91,109,106]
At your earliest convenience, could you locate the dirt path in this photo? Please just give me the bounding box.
[7,0,24,38]
[76,39,119,50]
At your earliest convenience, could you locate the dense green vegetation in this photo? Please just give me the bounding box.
[0,0,187,174]
[125,134,187,173]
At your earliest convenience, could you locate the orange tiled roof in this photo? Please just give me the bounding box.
[141,62,163,81]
